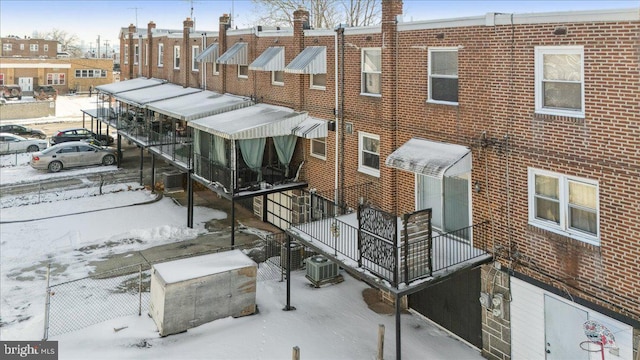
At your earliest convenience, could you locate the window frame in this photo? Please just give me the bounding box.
[158,43,164,67]
[272,71,284,86]
[528,168,599,245]
[358,131,380,177]
[0,73,4,85]
[124,44,129,64]
[310,73,326,90]
[30,44,38,52]
[310,137,326,160]
[134,44,139,65]
[238,65,248,79]
[361,48,382,96]
[173,45,181,70]
[428,47,459,105]
[47,73,65,85]
[145,43,148,66]
[3,43,12,51]
[534,46,585,118]
[192,45,200,72]
[43,44,48,52]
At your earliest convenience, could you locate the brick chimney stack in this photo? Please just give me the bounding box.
[128,24,136,79]
[183,17,194,87]
[219,14,231,93]
[293,7,310,111]
[147,21,156,78]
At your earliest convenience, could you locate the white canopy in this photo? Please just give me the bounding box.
[385,138,471,178]
[146,92,254,122]
[95,77,166,95]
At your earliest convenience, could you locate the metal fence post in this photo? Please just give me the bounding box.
[138,264,143,316]
[42,263,51,340]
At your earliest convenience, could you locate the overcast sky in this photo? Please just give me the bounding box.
[1,0,637,52]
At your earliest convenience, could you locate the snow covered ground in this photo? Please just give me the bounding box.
[0,95,483,359]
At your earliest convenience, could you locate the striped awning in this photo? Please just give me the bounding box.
[291,117,328,139]
[96,77,166,95]
[195,44,219,63]
[285,46,326,74]
[146,91,254,122]
[189,104,307,140]
[217,42,248,65]
[385,138,472,178]
[249,47,285,71]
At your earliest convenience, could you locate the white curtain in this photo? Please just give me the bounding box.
[273,135,297,177]
[211,135,227,166]
[239,138,266,181]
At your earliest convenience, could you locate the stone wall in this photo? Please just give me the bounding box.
[0,100,55,120]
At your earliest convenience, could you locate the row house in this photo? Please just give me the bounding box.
[106,2,639,359]
[1,36,58,58]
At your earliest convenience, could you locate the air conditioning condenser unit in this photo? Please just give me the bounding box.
[305,255,342,287]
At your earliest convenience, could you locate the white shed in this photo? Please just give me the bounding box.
[149,250,257,336]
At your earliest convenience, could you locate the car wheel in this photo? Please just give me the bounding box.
[102,154,116,166]
[26,145,39,152]
[48,161,63,173]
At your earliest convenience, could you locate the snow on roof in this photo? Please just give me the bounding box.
[153,249,256,284]
[114,83,202,107]
[146,91,253,121]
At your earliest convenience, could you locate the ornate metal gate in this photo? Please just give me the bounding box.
[358,204,398,285]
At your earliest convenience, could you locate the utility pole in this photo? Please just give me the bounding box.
[96,35,101,58]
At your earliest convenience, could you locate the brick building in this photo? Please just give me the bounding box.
[1,36,114,95]
[112,2,639,359]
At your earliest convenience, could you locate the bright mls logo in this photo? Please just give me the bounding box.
[2,341,58,359]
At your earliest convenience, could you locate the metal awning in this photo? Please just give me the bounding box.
[189,104,307,140]
[291,117,328,138]
[285,46,326,74]
[217,42,248,65]
[96,77,166,95]
[249,47,285,71]
[195,44,219,63]
[385,138,472,178]
[114,83,202,107]
[146,91,254,122]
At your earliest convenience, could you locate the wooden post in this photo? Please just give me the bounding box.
[292,346,300,360]
[377,324,385,360]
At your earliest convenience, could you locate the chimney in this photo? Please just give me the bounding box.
[128,24,136,79]
[147,21,156,78]
[183,17,194,88]
[293,7,310,111]
[219,14,231,93]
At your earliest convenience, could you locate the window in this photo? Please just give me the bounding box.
[0,73,4,85]
[311,73,326,89]
[134,44,139,65]
[528,168,599,244]
[361,48,381,95]
[212,59,218,75]
[19,44,24,50]
[535,46,584,117]
[173,45,180,69]
[192,46,200,71]
[145,44,148,66]
[3,44,12,51]
[358,132,380,177]
[310,138,326,159]
[272,71,284,85]
[429,48,458,103]
[47,73,65,85]
[30,44,39,51]
[158,43,164,67]
[74,69,107,78]
[124,45,129,64]
[238,65,248,78]
[44,44,48,52]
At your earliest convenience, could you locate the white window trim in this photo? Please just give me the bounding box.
[527,168,599,245]
[358,131,380,177]
[534,46,585,118]
[212,60,219,75]
[192,45,199,72]
[124,44,129,64]
[43,44,48,52]
[310,73,326,90]
[427,46,459,105]
[173,45,180,70]
[238,65,248,79]
[361,48,382,97]
[158,43,164,67]
[310,138,326,160]
[145,43,148,66]
[134,44,139,65]
[271,71,284,86]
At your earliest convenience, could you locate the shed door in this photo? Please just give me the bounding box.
[266,191,292,229]
[544,295,588,360]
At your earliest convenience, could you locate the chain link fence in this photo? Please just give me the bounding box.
[42,232,306,339]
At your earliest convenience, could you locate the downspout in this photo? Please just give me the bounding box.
[340,27,345,208]
[334,26,341,212]
[138,35,143,77]
[202,33,207,89]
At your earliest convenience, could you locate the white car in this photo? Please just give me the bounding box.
[0,132,48,154]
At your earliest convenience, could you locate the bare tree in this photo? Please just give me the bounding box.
[31,29,82,57]
[251,0,380,28]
